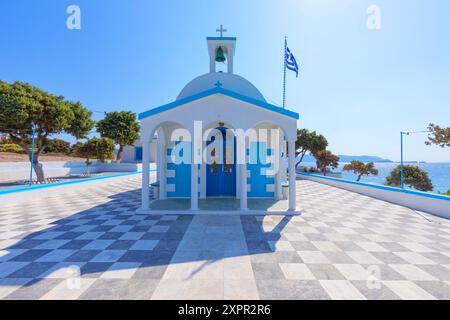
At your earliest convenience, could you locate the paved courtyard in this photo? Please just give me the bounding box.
[1,175,450,300]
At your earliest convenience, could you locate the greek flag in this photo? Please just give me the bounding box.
[285,46,299,77]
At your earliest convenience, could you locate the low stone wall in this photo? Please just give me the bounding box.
[0,162,145,182]
[298,173,450,219]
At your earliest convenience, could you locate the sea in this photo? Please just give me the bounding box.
[300,162,450,194]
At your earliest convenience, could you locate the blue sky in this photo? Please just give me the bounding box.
[0,0,449,162]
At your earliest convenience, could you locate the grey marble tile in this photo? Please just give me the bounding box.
[256,279,330,300]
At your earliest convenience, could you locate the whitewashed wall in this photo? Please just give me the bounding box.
[0,162,148,182]
[0,162,99,182]
[298,173,450,219]
[121,139,157,163]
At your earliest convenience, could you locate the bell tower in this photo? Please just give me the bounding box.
[207,25,236,74]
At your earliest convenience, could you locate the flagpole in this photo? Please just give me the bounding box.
[282,36,287,109]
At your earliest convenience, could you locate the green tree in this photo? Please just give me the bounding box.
[343,161,379,182]
[295,129,328,167]
[96,111,140,163]
[70,141,83,156]
[425,123,450,148]
[73,137,115,175]
[314,150,339,175]
[0,81,94,182]
[44,139,71,154]
[442,190,450,196]
[385,165,433,192]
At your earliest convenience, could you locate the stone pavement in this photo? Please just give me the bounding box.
[1,175,450,299]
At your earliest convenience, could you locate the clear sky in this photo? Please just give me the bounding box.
[0,0,449,162]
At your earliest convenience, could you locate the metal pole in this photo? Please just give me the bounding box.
[29,125,36,186]
[282,36,287,109]
[400,132,404,189]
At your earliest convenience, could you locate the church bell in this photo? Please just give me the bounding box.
[215,46,226,63]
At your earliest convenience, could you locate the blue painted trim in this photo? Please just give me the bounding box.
[138,87,299,120]
[166,143,191,198]
[298,173,450,202]
[0,170,156,196]
[247,142,275,198]
[206,37,237,41]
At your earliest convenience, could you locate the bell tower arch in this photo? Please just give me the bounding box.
[207,25,236,74]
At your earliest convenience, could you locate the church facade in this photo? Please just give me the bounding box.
[138,32,299,211]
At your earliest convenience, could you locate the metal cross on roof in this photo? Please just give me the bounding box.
[216,25,227,37]
[214,81,223,88]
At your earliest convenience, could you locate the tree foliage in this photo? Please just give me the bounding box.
[425,123,450,148]
[73,137,115,175]
[44,139,71,154]
[96,111,140,163]
[343,161,379,181]
[313,150,339,175]
[385,165,433,192]
[0,81,94,181]
[295,129,328,167]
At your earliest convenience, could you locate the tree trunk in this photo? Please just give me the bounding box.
[30,149,46,183]
[295,151,306,168]
[116,145,124,163]
[85,159,91,176]
[11,133,46,183]
[357,175,362,182]
[32,160,45,183]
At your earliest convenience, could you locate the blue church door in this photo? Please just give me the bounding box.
[206,127,236,197]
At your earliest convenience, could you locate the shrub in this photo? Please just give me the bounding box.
[44,139,71,154]
[0,144,25,154]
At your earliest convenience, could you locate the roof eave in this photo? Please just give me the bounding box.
[138,88,299,120]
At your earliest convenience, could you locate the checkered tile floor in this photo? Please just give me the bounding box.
[1,175,450,299]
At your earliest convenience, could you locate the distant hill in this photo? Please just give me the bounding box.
[299,154,393,163]
[337,155,393,163]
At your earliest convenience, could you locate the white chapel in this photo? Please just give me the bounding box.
[137,29,299,212]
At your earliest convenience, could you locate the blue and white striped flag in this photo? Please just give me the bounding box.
[285,46,299,77]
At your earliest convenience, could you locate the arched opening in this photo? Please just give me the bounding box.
[248,121,289,200]
[202,121,237,198]
[144,121,187,202]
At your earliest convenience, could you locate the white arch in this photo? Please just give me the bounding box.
[146,121,186,142]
